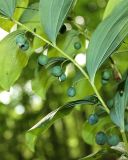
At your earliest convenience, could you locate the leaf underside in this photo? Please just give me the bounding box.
[0,0,16,17]
[103,0,123,19]
[86,0,128,83]
[39,0,74,44]
[26,95,97,151]
[110,75,128,131]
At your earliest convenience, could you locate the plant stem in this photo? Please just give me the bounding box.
[12,19,110,114]
[16,6,39,11]
[121,131,128,152]
[91,83,110,113]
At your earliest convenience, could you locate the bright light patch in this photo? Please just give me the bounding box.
[24,80,33,94]
[10,24,17,32]
[0,28,8,40]
[35,47,43,53]
[65,23,72,31]
[30,95,42,110]
[86,39,89,49]
[43,48,48,55]
[65,63,75,76]
[10,85,22,100]
[75,53,86,66]
[75,16,85,25]
[15,104,25,115]
[0,91,11,105]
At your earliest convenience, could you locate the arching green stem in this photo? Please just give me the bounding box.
[12,19,110,114]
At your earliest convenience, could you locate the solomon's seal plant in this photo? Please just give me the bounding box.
[0,0,128,159]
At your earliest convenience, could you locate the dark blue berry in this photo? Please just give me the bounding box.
[51,66,63,77]
[59,73,66,82]
[95,131,107,145]
[38,55,49,65]
[88,114,99,125]
[102,70,111,80]
[107,135,120,146]
[74,42,81,50]
[67,87,76,97]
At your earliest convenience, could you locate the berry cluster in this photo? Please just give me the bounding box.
[37,53,77,97]
[95,132,120,146]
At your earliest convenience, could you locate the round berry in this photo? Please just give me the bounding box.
[74,42,81,50]
[67,87,76,97]
[88,114,99,125]
[59,73,66,82]
[107,135,120,146]
[102,70,111,80]
[16,34,27,45]
[95,131,107,145]
[20,41,29,51]
[59,24,66,34]
[38,55,49,66]
[16,34,29,51]
[51,66,63,77]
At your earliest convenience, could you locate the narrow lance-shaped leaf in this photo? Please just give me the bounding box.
[39,0,74,44]
[26,95,98,151]
[103,0,123,19]
[86,0,128,83]
[0,0,17,17]
[110,75,128,131]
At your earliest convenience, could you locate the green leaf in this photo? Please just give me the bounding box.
[19,2,47,49]
[110,76,128,131]
[26,95,97,151]
[0,31,32,90]
[82,117,111,145]
[0,0,16,17]
[110,93,125,131]
[86,1,128,83]
[39,0,74,44]
[32,68,54,100]
[62,30,85,55]
[124,75,128,107]
[103,0,123,19]
[19,2,39,24]
[0,0,29,31]
[79,148,121,160]
[25,132,37,152]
